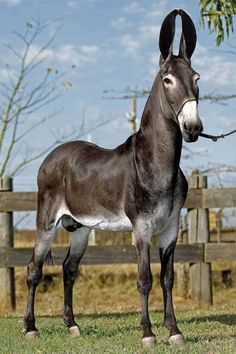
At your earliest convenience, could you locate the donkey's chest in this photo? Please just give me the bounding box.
[148,200,174,233]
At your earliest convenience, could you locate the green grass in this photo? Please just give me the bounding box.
[1,305,236,353]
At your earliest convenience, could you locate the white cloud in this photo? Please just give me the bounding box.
[144,1,168,21]
[113,3,164,60]
[147,9,164,20]
[138,25,160,41]
[80,45,98,56]
[0,67,17,81]
[68,0,101,8]
[24,44,99,68]
[54,44,99,66]
[0,0,21,5]
[193,45,236,86]
[111,17,132,31]
[149,52,159,77]
[122,2,144,14]
[24,45,53,64]
[218,114,235,129]
[117,23,160,58]
[119,35,140,57]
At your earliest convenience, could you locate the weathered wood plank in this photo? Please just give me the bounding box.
[1,188,236,212]
[0,247,6,266]
[0,244,203,267]
[203,188,236,208]
[0,189,204,212]
[205,243,236,262]
[174,244,204,262]
[0,192,37,212]
[184,188,202,208]
[0,188,236,212]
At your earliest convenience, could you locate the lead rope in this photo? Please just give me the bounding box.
[199,129,236,142]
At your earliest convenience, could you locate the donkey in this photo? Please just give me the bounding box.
[24,9,203,348]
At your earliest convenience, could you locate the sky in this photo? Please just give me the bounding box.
[0,0,236,196]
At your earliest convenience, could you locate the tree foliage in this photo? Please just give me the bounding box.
[200,0,236,45]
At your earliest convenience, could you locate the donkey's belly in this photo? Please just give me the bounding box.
[56,204,132,232]
[76,213,132,232]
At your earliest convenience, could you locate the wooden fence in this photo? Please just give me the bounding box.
[1,175,236,312]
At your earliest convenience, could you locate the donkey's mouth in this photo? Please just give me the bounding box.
[182,129,201,143]
[183,134,199,143]
[180,116,203,143]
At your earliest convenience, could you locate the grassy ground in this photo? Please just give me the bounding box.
[1,305,236,353]
[2,234,236,353]
[1,263,236,353]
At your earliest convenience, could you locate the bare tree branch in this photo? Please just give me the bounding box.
[0,19,73,178]
[103,88,236,104]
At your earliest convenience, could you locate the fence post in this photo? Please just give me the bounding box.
[0,177,15,312]
[188,173,213,305]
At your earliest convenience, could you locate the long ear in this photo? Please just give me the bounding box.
[159,9,178,61]
[178,9,197,59]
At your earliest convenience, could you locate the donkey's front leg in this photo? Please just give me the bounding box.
[159,219,185,346]
[134,229,156,349]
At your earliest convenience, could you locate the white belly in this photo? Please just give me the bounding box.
[78,214,132,231]
[56,203,132,232]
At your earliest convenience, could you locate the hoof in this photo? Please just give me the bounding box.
[169,333,185,346]
[25,330,38,340]
[69,325,80,337]
[142,336,157,349]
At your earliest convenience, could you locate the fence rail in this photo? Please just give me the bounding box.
[1,187,236,212]
[1,175,236,312]
[0,244,204,267]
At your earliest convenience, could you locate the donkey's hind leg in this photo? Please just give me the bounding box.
[24,210,57,339]
[62,224,90,336]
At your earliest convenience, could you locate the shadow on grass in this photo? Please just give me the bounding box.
[0,309,163,320]
[0,310,165,339]
[186,334,236,344]
[3,310,236,329]
[185,313,236,326]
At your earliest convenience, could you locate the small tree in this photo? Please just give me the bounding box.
[0,19,75,177]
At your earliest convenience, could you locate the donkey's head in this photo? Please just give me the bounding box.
[159,9,203,142]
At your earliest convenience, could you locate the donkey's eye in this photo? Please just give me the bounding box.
[163,77,173,85]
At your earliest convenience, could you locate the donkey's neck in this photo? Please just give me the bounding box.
[134,73,182,190]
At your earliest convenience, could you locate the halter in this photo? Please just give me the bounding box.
[200,129,236,142]
[161,78,236,142]
[160,76,197,125]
